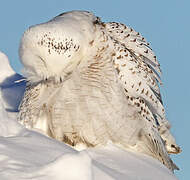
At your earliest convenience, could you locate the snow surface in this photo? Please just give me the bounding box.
[0,51,178,180]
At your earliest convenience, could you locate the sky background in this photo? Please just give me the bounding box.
[0,0,189,179]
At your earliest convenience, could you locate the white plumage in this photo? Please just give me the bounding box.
[18,10,181,171]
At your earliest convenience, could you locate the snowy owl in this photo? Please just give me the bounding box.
[18,10,181,171]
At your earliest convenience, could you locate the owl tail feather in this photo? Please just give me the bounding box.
[137,128,179,172]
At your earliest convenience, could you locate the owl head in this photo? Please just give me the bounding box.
[19,10,103,83]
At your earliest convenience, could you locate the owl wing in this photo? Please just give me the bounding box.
[18,81,62,136]
[105,22,181,151]
[18,82,42,128]
[104,22,179,171]
[105,22,163,118]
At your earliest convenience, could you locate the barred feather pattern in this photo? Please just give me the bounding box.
[105,22,181,156]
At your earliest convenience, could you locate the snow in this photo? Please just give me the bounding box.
[0,51,178,180]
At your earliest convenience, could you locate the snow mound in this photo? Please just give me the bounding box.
[0,51,178,180]
[0,52,15,82]
[0,99,23,137]
[0,51,26,115]
[0,130,92,180]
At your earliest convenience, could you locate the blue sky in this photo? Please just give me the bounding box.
[0,0,189,179]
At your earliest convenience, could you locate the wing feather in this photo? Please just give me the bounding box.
[105,22,180,169]
[105,22,161,74]
[110,41,164,119]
